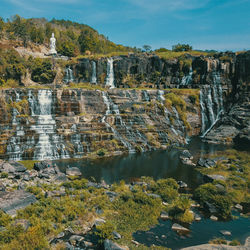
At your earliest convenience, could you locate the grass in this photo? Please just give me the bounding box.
[195,149,250,205]
[156,50,209,60]
[18,160,40,170]
[64,82,106,91]
[73,51,132,61]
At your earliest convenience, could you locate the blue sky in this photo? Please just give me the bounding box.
[1,0,250,51]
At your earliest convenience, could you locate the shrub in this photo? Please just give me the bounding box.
[229,239,240,246]
[0,210,12,227]
[0,172,8,178]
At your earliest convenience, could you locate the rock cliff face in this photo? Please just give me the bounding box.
[0,88,200,160]
[0,51,249,160]
[74,53,235,90]
[205,52,250,148]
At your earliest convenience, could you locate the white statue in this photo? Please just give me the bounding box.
[49,33,57,55]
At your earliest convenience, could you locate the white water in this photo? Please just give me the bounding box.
[31,90,70,160]
[101,91,135,153]
[181,68,193,86]
[106,58,115,88]
[142,90,150,101]
[200,74,224,137]
[64,67,74,83]
[91,61,97,84]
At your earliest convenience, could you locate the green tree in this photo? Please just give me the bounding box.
[172,43,192,52]
[142,45,152,52]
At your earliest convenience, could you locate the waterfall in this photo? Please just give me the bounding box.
[91,61,97,84]
[101,91,135,153]
[106,58,115,88]
[181,68,193,86]
[200,74,224,137]
[31,89,70,160]
[157,90,165,102]
[71,124,84,158]
[142,90,150,101]
[64,67,74,84]
[15,91,21,102]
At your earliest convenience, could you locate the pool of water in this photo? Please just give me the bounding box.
[55,148,204,189]
[55,137,228,188]
[134,212,250,250]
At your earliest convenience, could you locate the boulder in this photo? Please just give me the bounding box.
[112,231,122,240]
[8,161,27,172]
[0,190,37,216]
[220,230,231,236]
[160,211,169,220]
[205,201,217,214]
[53,173,68,183]
[180,150,193,160]
[69,235,85,246]
[66,167,82,176]
[146,193,161,199]
[94,218,106,227]
[194,213,202,221]
[235,204,243,211]
[172,223,190,232]
[197,158,216,168]
[204,174,226,182]
[178,181,188,188]
[210,215,218,221]
[34,161,52,171]
[104,239,128,250]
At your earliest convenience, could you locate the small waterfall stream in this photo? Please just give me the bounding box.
[180,68,193,86]
[91,61,97,84]
[200,73,224,137]
[31,90,70,160]
[106,58,115,88]
[101,91,135,153]
[64,67,74,84]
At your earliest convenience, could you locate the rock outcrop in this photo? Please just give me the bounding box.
[0,88,200,160]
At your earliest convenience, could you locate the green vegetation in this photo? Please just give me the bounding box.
[64,82,105,91]
[156,50,208,60]
[172,43,192,52]
[30,58,56,84]
[0,15,136,56]
[0,176,196,249]
[196,149,250,205]
[164,91,191,130]
[0,172,8,178]
[18,160,40,170]
[194,183,232,219]
[194,149,250,219]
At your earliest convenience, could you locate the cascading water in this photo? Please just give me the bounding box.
[157,90,182,138]
[71,124,84,158]
[101,91,135,153]
[7,89,71,160]
[200,73,224,137]
[106,58,115,88]
[64,67,74,84]
[91,61,97,84]
[181,68,193,86]
[142,90,150,102]
[31,90,67,160]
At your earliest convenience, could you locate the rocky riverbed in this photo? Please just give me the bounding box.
[0,148,249,249]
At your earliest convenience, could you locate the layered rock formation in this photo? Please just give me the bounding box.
[0,51,249,160]
[0,88,200,160]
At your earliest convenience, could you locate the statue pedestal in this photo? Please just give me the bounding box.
[49,49,57,55]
